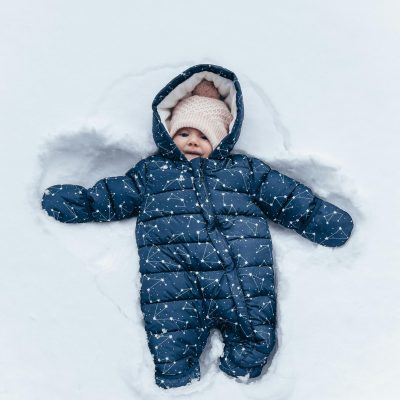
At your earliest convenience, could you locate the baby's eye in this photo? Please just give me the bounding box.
[201,136,209,141]
[178,132,189,137]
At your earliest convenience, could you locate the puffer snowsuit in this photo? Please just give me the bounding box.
[42,64,354,389]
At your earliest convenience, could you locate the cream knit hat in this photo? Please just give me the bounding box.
[168,80,233,149]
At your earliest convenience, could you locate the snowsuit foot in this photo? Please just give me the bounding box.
[150,327,210,388]
[218,322,275,378]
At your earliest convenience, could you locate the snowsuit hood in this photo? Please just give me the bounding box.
[151,64,244,161]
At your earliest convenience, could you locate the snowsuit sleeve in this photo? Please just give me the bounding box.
[41,160,146,223]
[249,157,354,247]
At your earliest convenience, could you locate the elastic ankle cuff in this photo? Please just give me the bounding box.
[219,357,263,379]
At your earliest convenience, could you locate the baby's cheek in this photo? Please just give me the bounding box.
[177,144,185,152]
[172,138,182,149]
[204,145,212,157]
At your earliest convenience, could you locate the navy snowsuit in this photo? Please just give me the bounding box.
[42,64,353,389]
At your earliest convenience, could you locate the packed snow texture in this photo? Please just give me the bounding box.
[1,1,399,399]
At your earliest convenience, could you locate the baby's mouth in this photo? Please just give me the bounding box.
[185,150,203,156]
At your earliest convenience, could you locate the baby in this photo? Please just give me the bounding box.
[42,64,353,389]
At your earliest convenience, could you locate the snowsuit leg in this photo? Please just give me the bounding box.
[140,294,211,388]
[216,296,276,378]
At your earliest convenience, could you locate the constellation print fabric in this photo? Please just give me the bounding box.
[42,64,354,389]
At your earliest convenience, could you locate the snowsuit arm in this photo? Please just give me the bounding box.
[250,158,353,247]
[41,160,146,223]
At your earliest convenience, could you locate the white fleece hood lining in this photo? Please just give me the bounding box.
[157,71,237,136]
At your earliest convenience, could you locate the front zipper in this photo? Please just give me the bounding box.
[199,160,208,200]
[199,159,255,338]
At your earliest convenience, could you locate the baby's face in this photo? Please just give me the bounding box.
[172,127,213,160]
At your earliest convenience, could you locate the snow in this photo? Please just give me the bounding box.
[1,0,399,399]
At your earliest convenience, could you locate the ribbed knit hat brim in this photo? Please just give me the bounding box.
[169,95,233,149]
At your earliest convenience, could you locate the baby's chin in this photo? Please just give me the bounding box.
[184,152,206,160]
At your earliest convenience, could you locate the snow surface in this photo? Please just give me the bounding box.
[1,1,400,399]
